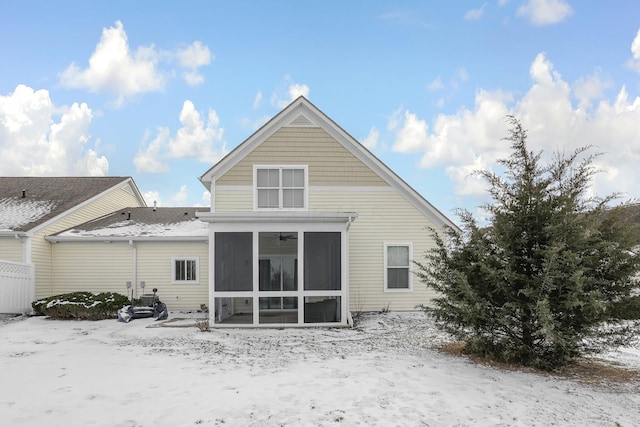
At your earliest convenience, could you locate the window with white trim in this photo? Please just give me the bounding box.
[384,243,412,291]
[172,257,199,284]
[255,166,307,209]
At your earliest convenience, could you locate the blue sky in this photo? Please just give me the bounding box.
[2,1,640,222]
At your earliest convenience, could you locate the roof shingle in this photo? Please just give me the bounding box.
[0,177,132,232]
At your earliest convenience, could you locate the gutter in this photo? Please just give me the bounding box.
[196,211,358,224]
[0,231,27,238]
[129,240,137,299]
[45,235,208,243]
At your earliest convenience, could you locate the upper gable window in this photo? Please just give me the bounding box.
[254,166,307,210]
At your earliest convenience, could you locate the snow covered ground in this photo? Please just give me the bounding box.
[1,311,638,426]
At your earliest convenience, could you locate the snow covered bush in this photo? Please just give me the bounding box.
[32,291,130,320]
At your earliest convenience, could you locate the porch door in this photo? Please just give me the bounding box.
[259,256,297,309]
[303,232,342,323]
[258,232,298,324]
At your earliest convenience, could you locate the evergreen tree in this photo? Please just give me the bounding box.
[416,117,640,370]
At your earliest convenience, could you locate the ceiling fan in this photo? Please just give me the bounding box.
[278,233,297,241]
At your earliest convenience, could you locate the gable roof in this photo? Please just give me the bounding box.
[200,96,458,230]
[0,177,145,233]
[48,207,208,241]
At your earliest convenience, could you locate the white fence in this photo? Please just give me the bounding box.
[0,260,35,313]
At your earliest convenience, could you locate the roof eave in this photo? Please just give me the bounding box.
[45,235,208,243]
[28,177,146,235]
[0,231,27,237]
[196,211,358,224]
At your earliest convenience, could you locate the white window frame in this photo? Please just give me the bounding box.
[172,257,199,284]
[384,243,413,292]
[253,165,308,211]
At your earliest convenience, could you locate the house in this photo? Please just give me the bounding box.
[0,177,145,312]
[0,97,458,326]
[46,207,209,311]
[197,96,457,326]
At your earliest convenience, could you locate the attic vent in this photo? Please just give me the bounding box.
[288,114,315,127]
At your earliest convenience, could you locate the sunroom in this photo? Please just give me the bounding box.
[197,212,357,327]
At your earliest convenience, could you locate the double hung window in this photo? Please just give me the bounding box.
[384,244,412,291]
[255,166,306,209]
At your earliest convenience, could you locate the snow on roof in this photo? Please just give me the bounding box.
[0,197,57,231]
[58,219,208,238]
[0,177,135,232]
[54,207,208,239]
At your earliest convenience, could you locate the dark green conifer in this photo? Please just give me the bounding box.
[416,117,640,369]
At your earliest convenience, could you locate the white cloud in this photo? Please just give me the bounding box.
[387,107,403,131]
[446,158,491,196]
[59,21,164,106]
[573,70,613,109]
[253,91,263,109]
[465,4,487,21]
[289,84,309,101]
[134,128,171,173]
[390,52,640,202]
[627,28,640,72]
[170,100,226,161]
[59,21,211,106]
[170,185,189,206]
[176,41,211,86]
[142,187,210,208]
[201,191,211,206]
[176,41,211,69]
[0,84,108,176]
[134,100,228,173]
[362,127,380,149]
[425,69,469,107]
[426,76,444,91]
[516,0,573,26]
[391,110,430,153]
[142,190,161,207]
[457,68,470,83]
[271,78,310,108]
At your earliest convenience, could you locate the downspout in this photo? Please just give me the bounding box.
[14,234,24,263]
[14,234,28,263]
[345,215,353,326]
[16,233,35,303]
[128,240,137,299]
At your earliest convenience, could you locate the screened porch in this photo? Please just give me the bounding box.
[198,212,356,327]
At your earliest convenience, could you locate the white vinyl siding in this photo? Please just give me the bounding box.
[137,242,208,310]
[217,127,388,187]
[313,190,438,311]
[0,239,24,263]
[51,241,208,311]
[51,242,133,297]
[33,184,144,299]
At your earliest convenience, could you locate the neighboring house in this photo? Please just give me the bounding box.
[47,207,209,311]
[0,177,145,311]
[197,96,457,327]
